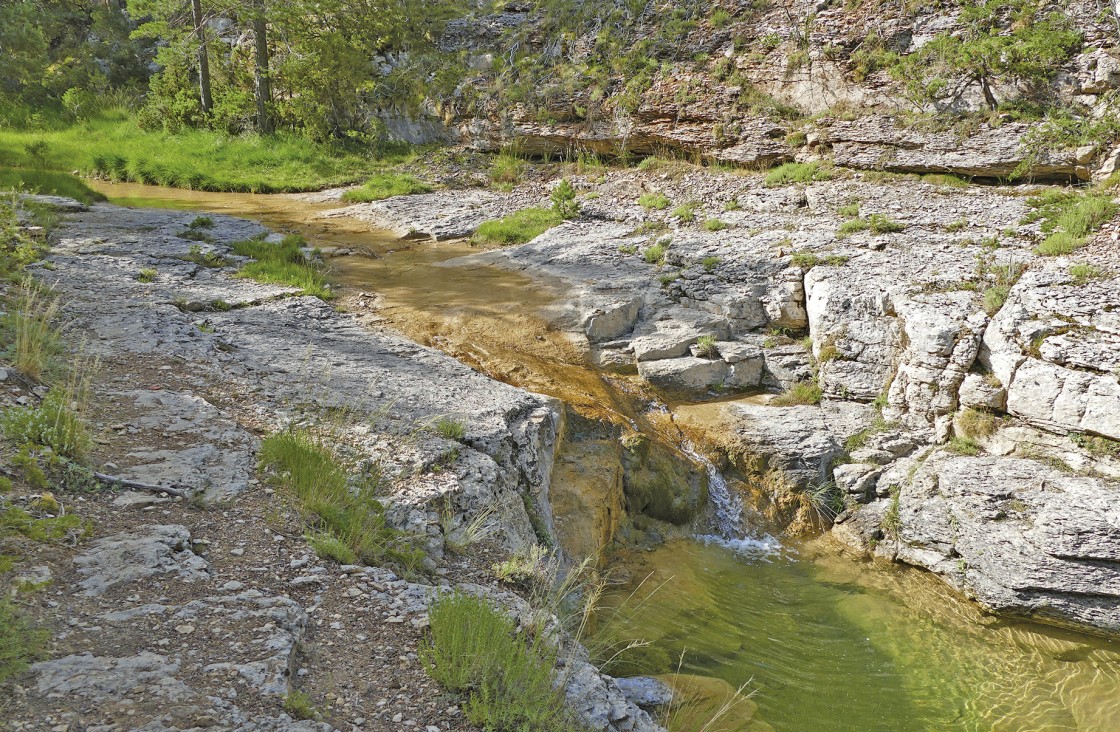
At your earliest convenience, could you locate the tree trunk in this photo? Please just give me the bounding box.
[191,0,212,115]
[978,75,998,111]
[252,0,272,134]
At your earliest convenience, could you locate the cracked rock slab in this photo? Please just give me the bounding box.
[74,524,210,596]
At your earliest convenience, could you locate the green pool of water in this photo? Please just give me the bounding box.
[597,539,1120,732]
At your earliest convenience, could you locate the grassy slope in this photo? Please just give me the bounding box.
[0,110,394,193]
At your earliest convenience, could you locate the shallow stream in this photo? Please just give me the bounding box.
[91,182,1120,732]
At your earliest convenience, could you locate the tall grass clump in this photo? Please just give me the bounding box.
[771,380,822,406]
[258,428,424,571]
[638,193,670,210]
[340,172,433,203]
[0,168,106,205]
[1026,190,1119,256]
[232,234,332,299]
[1,285,62,382]
[472,208,561,246]
[490,152,526,190]
[421,591,587,732]
[764,161,830,187]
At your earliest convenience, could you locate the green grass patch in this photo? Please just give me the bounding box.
[702,218,727,231]
[1069,263,1107,284]
[1026,190,1119,256]
[232,234,332,299]
[638,193,670,210]
[0,598,49,684]
[837,213,904,238]
[0,167,105,205]
[434,417,466,441]
[701,256,720,272]
[340,172,434,203]
[421,591,586,732]
[643,243,667,265]
[946,436,982,456]
[672,203,698,222]
[258,428,424,572]
[790,251,848,269]
[472,208,561,246]
[764,161,830,187]
[772,380,822,406]
[0,111,386,193]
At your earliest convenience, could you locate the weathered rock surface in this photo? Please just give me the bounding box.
[74,525,210,596]
[839,453,1120,634]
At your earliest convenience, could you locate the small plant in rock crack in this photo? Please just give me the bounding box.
[187,216,214,230]
[282,690,319,720]
[136,268,157,283]
[434,416,466,441]
[695,334,719,359]
[643,242,667,265]
[183,244,229,268]
[638,192,670,210]
[701,255,720,272]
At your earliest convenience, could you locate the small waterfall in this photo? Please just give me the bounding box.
[684,443,781,556]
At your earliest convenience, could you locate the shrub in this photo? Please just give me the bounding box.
[772,380,822,406]
[1,387,90,458]
[702,218,727,231]
[473,208,561,246]
[188,216,214,229]
[421,592,584,732]
[340,172,433,203]
[283,690,319,721]
[136,268,158,283]
[1028,191,1118,256]
[764,162,830,187]
[492,545,548,586]
[550,179,580,220]
[982,284,1010,316]
[638,193,670,210]
[258,428,424,572]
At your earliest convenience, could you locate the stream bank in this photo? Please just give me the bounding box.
[84,176,1120,731]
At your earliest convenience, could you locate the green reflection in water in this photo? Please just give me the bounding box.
[597,539,1120,732]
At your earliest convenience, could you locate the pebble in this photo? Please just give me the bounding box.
[221,581,244,591]
[175,624,195,635]
[392,713,403,723]
[229,548,245,557]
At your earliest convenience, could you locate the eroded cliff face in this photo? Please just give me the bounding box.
[393,0,1120,182]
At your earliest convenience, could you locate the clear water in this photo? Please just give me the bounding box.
[598,539,1120,732]
[90,182,1120,732]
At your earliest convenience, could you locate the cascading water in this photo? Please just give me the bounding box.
[683,442,781,555]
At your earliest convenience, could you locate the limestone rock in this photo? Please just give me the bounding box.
[73,525,210,596]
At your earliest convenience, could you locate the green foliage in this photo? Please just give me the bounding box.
[421,591,586,732]
[701,255,720,272]
[1,504,85,544]
[672,202,698,222]
[838,202,860,218]
[472,208,562,246]
[1,284,62,382]
[958,408,1000,439]
[550,179,581,220]
[1,388,91,458]
[0,598,49,684]
[490,153,526,188]
[982,285,1011,316]
[1069,263,1107,284]
[188,216,213,230]
[772,380,822,406]
[844,416,894,452]
[790,251,848,269]
[258,428,424,572]
[1026,190,1118,256]
[695,334,719,358]
[764,162,830,187]
[0,168,105,205]
[0,113,383,193]
[722,199,742,212]
[435,417,466,441]
[890,1,1082,110]
[136,268,158,283]
[341,172,434,203]
[837,213,904,238]
[643,242,667,265]
[283,690,319,721]
[881,485,901,538]
[638,193,670,210]
[947,436,982,456]
[702,218,727,232]
[492,545,547,586]
[232,235,332,299]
